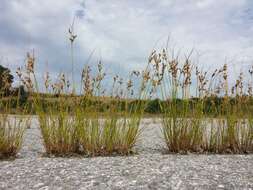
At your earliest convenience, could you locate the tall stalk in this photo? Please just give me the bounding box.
[68,18,77,94]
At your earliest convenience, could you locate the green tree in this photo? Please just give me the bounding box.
[0,65,14,95]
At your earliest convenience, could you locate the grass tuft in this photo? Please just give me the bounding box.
[0,115,25,159]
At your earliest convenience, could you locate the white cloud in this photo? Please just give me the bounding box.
[1,0,253,84]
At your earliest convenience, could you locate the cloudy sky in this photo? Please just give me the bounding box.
[1,0,253,86]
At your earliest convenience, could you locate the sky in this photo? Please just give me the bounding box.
[1,0,253,88]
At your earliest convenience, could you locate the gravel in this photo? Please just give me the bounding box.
[0,117,252,190]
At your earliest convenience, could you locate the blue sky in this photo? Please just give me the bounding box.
[1,0,253,87]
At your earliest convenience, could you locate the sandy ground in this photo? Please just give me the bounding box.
[0,117,252,190]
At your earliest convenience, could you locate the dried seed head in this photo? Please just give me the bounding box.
[127,79,133,90]
[68,28,77,43]
[82,66,92,96]
[142,71,150,82]
[26,52,35,73]
[44,72,50,90]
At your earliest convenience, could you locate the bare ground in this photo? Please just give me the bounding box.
[0,117,252,190]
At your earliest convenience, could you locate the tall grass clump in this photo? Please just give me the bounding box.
[147,49,206,153]
[149,46,252,154]
[0,114,26,159]
[205,84,253,153]
[78,63,150,156]
[0,68,29,159]
[17,52,82,156]
[20,47,151,156]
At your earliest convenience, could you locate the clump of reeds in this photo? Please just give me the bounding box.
[205,69,253,154]
[0,114,25,159]
[29,48,149,156]
[34,63,80,156]
[147,48,204,153]
[149,46,252,154]
[0,61,31,159]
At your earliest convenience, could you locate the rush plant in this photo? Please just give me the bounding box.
[0,114,26,159]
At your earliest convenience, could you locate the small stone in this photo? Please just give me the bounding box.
[33,183,44,188]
